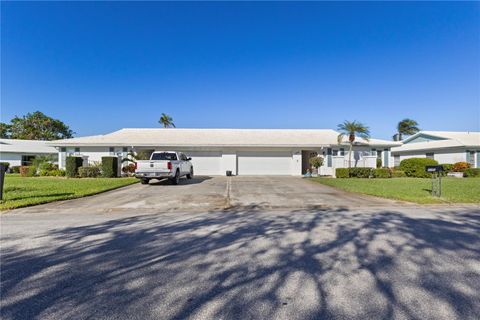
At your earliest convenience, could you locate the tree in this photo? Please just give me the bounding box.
[7,111,73,140]
[159,113,175,128]
[337,120,370,168]
[395,118,420,141]
[0,123,11,138]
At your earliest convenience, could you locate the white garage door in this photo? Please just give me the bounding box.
[183,151,222,175]
[238,151,293,175]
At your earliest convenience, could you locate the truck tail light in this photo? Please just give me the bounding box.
[167,162,172,170]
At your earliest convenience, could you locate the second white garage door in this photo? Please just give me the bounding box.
[184,151,222,175]
[237,151,293,175]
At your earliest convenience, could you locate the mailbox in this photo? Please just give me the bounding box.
[425,165,444,173]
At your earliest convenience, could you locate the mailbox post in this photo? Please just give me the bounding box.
[425,165,443,197]
[0,163,5,201]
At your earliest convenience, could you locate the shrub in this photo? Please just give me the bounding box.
[0,162,10,171]
[78,166,101,178]
[440,163,454,173]
[335,168,350,178]
[66,156,83,178]
[464,168,480,177]
[49,169,66,176]
[122,163,136,174]
[101,157,118,178]
[391,170,407,178]
[453,162,470,172]
[39,169,50,176]
[399,158,438,178]
[349,167,372,178]
[20,166,36,177]
[372,168,391,178]
[11,166,21,174]
[376,158,382,168]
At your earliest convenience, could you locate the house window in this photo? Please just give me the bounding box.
[371,148,376,156]
[332,150,338,156]
[122,147,128,153]
[60,147,66,152]
[394,155,400,167]
[377,150,382,159]
[74,147,80,153]
[426,153,434,159]
[21,155,36,166]
[109,147,115,155]
[340,148,345,156]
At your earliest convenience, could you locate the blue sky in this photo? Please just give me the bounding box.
[1,2,479,139]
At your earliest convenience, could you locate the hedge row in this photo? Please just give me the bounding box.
[335,168,406,178]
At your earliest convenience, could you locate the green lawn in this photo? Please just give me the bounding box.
[1,175,138,210]
[310,177,480,204]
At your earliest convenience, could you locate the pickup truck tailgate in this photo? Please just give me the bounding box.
[136,160,170,172]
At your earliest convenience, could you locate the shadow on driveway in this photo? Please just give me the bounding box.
[1,207,479,319]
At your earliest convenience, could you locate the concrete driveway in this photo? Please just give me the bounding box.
[10,176,401,214]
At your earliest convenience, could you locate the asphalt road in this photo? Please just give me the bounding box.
[2,205,479,319]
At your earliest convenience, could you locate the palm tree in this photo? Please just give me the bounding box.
[395,118,420,141]
[337,120,370,168]
[159,113,175,128]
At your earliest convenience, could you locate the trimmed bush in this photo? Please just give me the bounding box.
[20,166,36,177]
[440,163,454,173]
[66,156,83,178]
[391,170,407,178]
[50,169,66,176]
[376,158,382,168]
[464,168,480,178]
[78,166,101,178]
[349,167,372,178]
[399,158,438,178]
[122,163,136,174]
[11,166,21,174]
[453,162,470,172]
[372,168,391,178]
[101,157,118,178]
[0,162,10,172]
[335,168,350,178]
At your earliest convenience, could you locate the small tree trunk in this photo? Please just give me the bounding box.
[348,143,353,169]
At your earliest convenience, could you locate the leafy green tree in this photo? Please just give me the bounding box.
[8,111,73,140]
[0,123,11,138]
[395,118,420,141]
[159,113,176,128]
[337,120,370,169]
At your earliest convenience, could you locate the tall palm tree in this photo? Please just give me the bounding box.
[337,120,370,168]
[159,113,176,128]
[396,118,420,141]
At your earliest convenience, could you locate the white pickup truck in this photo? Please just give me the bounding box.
[135,151,194,185]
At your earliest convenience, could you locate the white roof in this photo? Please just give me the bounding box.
[392,131,480,153]
[49,128,400,148]
[0,139,58,154]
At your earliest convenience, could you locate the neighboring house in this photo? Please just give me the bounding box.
[0,139,58,167]
[391,131,480,168]
[49,128,399,176]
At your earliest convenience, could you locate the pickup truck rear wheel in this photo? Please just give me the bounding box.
[170,170,180,185]
[186,168,193,179]
[141,178,150,185]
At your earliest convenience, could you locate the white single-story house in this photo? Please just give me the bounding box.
[0,139,58,167]
[391,131,480,168]
[49,128,400,176]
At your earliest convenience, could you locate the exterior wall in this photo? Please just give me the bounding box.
[393,148,468,165]
[0,153,22,167]
[58,147,130,169]
[0,152,56,167]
